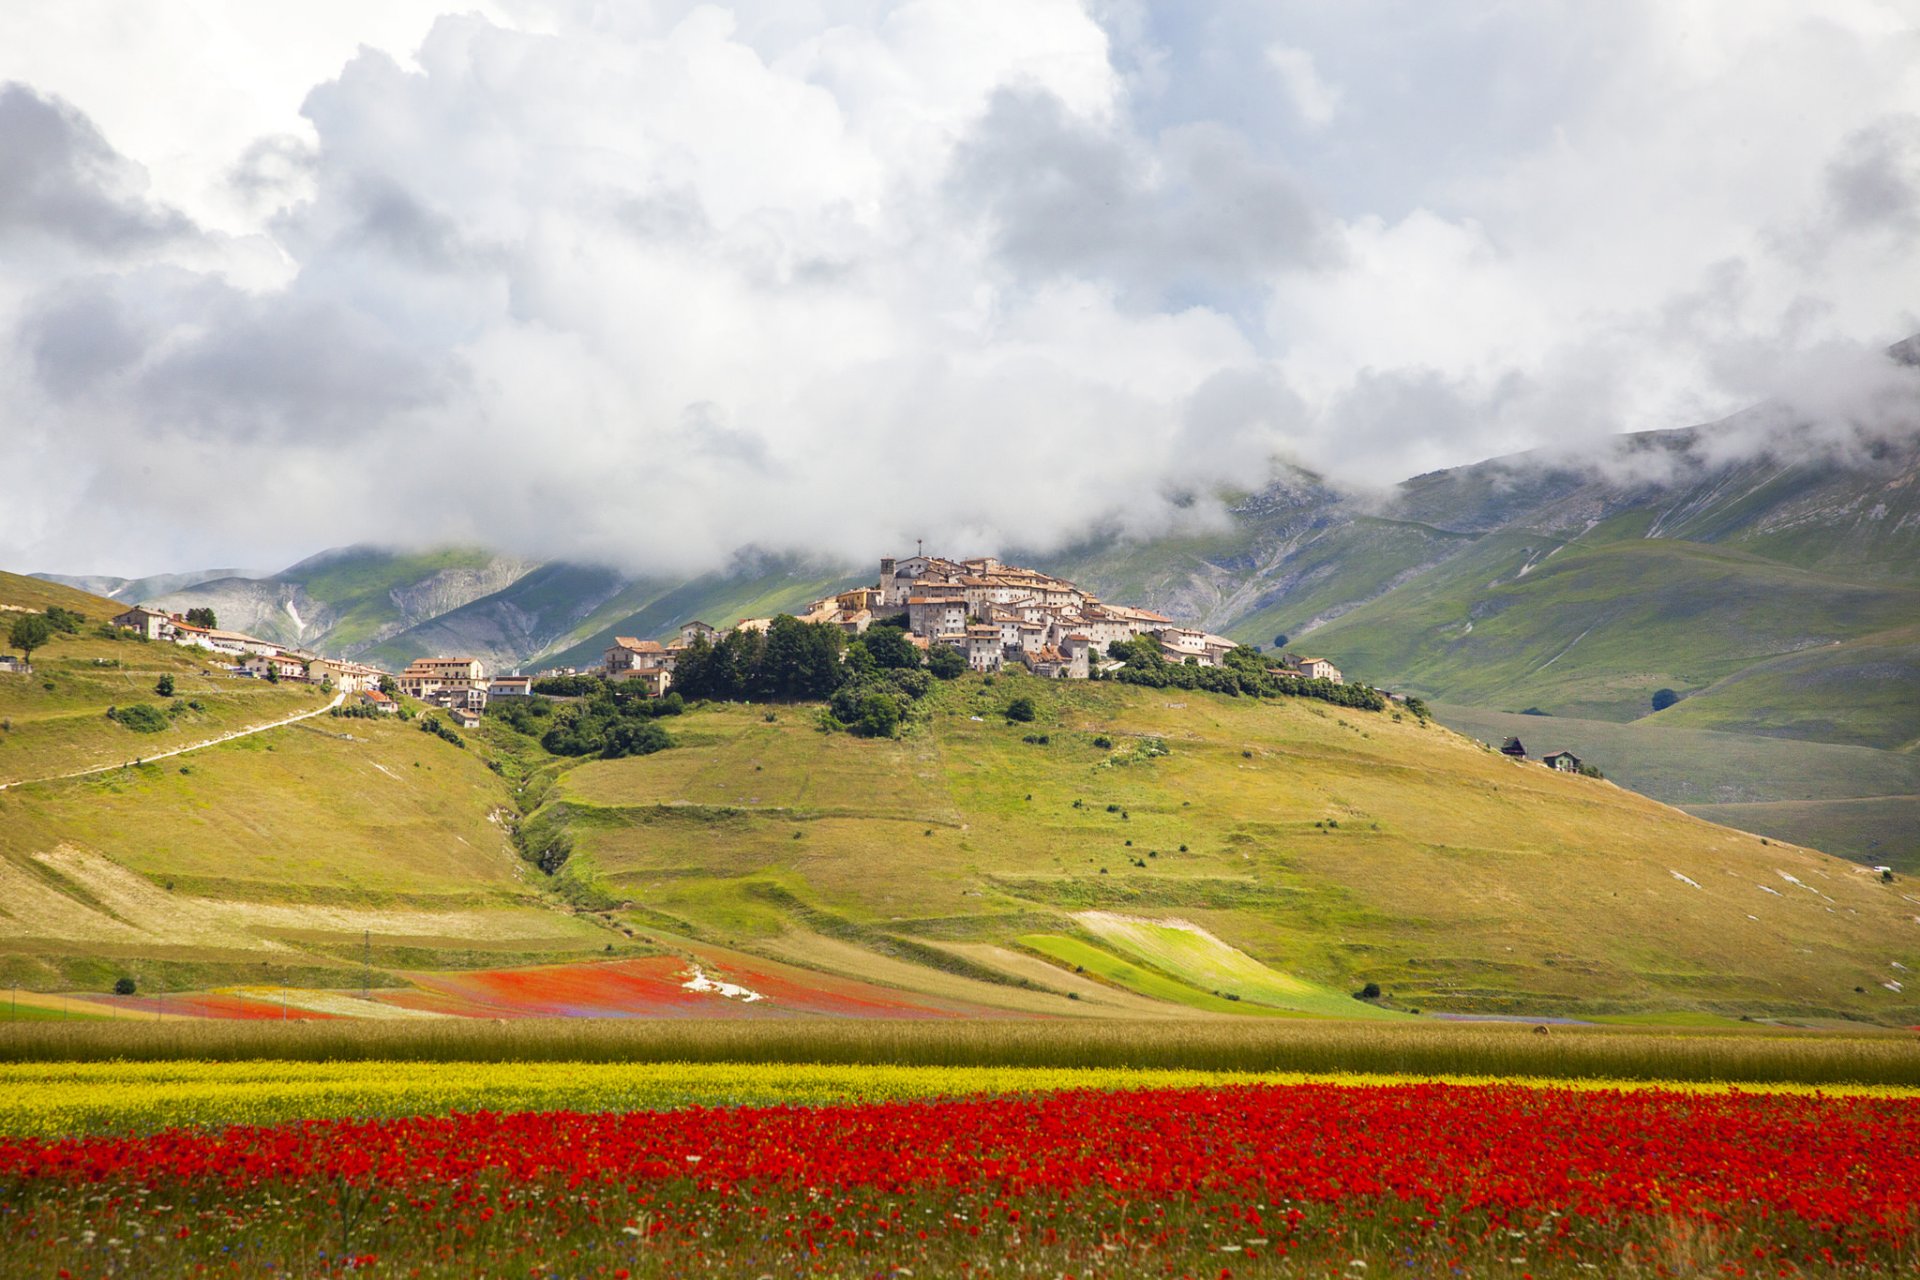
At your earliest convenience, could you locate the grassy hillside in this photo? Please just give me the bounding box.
[1431,703,1920,869]
[1302,539,1920,723]
[0,712,614,991]
[0,572,320,787]
[532,675,1918,1022]
[1649,623,1920,750]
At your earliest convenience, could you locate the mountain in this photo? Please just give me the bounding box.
[35,567,263,604]
[34,546,861,678]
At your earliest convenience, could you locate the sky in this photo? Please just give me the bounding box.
[2,1,1918,577]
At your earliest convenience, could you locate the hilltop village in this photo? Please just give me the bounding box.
[601,553,1346,690]
[42,552,1349,720]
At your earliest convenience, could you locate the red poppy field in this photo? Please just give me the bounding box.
[5,1080,1917,1278]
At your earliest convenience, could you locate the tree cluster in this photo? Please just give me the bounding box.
[671,618,953,738]
[533,688,683,759]
[530,673,602,697]
[183,607,217,629]
[1102,636,1388,711]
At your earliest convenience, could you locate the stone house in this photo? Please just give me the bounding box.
[1293,656,1342,684]
[398,657,486,699]
[603,637,669,675]
[111,605,175,641]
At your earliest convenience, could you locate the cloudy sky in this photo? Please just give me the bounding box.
[3,1,1918,576]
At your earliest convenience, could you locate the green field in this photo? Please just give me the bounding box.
[537,673,1919,1022]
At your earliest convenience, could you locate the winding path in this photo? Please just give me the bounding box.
[0,693,345,792]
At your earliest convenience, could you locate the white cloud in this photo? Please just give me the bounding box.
[0,2,1916,575]
[1265,44,1338,128]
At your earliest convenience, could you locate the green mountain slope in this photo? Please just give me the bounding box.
[1305,539,1920,722]
[529,675,1917,1022]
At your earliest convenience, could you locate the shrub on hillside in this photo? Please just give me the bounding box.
[489,696,555,736]
[155,674,175,697]
[1651,688,1680,712]
[109,703,169,733]
[418,716,466,748]
[926,645,965,680]
[1004,696,1036,723]
[43,606,85,634]
[112,977,136,996]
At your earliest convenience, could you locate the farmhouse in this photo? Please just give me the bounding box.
[398,657,486,700]
[359,690,399,714]
[447,705,482,729]
[239,652,306,681]
[488,676,534,697]
[1542,750,1582,772]
[110,605,175,641]
[1292,656,1343,684]
[1501,736,1529,759]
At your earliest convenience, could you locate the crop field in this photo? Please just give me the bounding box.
[7,1017,1918,1084]
[3,1059,1918,1276]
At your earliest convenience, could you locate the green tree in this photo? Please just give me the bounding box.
[1651,688,1680,712]
[378,674,398,697]
[860,624,922,670]
[154,673,175,697]
[264,661,279,684]
[853,691,902,738]
[926,644,965,680]
[184,607,217,629]
[1004,695,1036,723]
[754,616,845,701]
[1272,633,1288,649]
[8,613,52,665]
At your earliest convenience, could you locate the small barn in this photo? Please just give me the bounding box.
[1542,750,1582,772]
[1500,736,1528,758]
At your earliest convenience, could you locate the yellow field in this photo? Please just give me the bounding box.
[5,1058,1915,1137]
